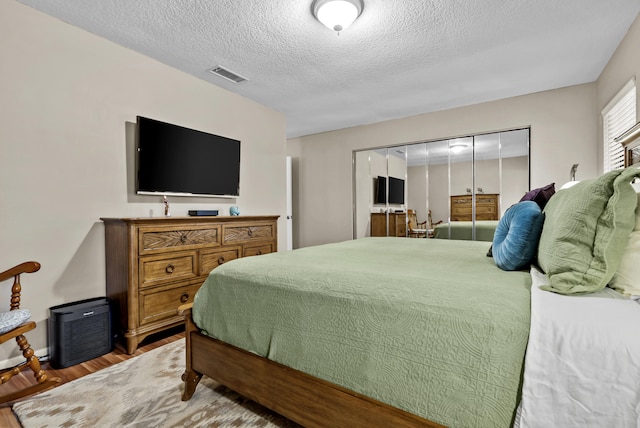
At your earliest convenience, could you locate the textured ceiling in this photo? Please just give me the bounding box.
[17,0,640,138]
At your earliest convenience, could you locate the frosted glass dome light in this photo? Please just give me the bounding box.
[313,0,363,33]
[450,143,468,154]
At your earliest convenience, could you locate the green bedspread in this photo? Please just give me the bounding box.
[433,220,499,241]
[193,237,531,428]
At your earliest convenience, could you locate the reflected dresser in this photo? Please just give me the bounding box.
[450,194,499,221]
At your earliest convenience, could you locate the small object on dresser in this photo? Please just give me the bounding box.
[163,195,171,217]
[230,206,240,216]
[188,210,219,216]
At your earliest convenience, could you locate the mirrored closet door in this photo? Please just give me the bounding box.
[352,128,530,241]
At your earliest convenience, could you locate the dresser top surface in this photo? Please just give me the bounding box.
[451,194,499,198]
[101,215,279,224]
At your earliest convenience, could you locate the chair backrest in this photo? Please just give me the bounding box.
[427,210,443,229]
[407,209,418,229]
[0,261,40,311]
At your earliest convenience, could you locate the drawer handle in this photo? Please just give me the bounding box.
[180,234,187,243]
[256,250,263,255]
[247,229,253,237]
[180,293,189,303]
[218,256,225,264]
[166,264,175,274]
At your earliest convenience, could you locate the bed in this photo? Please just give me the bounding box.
[183,238,530,427]
[181,167,640,427]
[432,220,498,241]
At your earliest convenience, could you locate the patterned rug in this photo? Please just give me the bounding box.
[13,339,301,427]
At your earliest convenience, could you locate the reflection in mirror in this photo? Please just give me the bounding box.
[353,128,530,241]
[353,147,408,238]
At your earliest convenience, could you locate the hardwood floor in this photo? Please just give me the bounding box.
[0,327,185,427]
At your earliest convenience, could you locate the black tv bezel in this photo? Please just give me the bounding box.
[375,175,405,205]
[135,116,241,198]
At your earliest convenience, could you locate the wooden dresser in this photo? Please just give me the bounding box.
[370,212,407,237]
[101,215,278,354]
[450,194,499,221]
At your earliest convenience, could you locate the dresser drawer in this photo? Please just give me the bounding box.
[139,226,220,254]
[139,252,198,289]
[223,223,275,244]
[243,243,274,257]
[476,208,498,220]
[452,205,472,216]
[139,282,201,326]
[451,196,471,206]
[200,247,241,275]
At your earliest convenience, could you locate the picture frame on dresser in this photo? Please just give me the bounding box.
[100,215,278,354]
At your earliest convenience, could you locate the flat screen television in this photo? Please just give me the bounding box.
[375,176,405,205]
[136,116,240,198]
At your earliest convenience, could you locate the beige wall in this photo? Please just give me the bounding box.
[597,12,640,172]
[291,9,640,249]
[0,1,287,360]
[289,83,597,248]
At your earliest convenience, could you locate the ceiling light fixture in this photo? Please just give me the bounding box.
[312,0,363,34]
[449,143,468,154]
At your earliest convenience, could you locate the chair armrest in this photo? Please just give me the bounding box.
[178,302,193,316]
[0,262,40,283]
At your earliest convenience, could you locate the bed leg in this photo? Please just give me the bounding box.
[179,303,202,401]
[181,369,203,401]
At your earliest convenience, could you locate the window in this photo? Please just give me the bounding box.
[602,79,636,172]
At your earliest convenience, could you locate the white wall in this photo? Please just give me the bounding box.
[0,1,287,359]
[289,83,597,248]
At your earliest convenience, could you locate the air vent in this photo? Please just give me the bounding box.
[208,66,248,84]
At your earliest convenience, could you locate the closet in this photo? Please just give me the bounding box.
[352,128,530,240]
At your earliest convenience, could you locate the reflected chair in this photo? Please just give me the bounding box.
[0,261,60,403]
[427,210,443,238]
[407,209,427,238]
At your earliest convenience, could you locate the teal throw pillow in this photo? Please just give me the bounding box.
[492,201,544,271]
[537,166,640,294]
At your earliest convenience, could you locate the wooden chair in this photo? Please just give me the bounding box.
[427,210,443,238]
[0,261,60,403]
[407,209,427,238]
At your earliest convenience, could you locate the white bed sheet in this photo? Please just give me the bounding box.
[518,266,640,427]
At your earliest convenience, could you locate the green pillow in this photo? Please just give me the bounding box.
[537,166,640,294]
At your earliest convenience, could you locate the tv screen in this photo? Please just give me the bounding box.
[136,116,240,198]
[375,176,405,205]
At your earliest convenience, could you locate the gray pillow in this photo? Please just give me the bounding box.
[0,309,31,334]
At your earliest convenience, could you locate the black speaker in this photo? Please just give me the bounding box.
[48,297,113,369]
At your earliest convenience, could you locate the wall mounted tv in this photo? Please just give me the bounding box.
[375,176,405,205]
[136,116,240,198]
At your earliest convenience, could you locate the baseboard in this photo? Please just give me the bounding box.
[0,346,48,370]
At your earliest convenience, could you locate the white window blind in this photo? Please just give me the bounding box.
[603,79,636,172]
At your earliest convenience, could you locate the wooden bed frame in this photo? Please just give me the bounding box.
[180,304,443,428]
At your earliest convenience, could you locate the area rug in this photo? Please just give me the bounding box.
[13,339,301,427]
